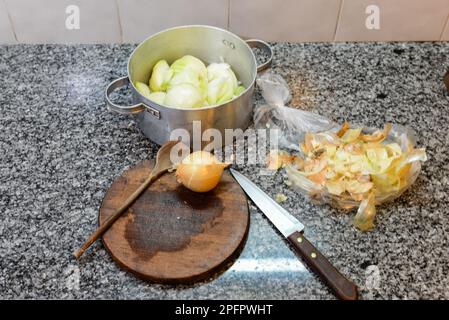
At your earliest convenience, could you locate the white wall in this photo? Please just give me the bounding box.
[1,0,448,44]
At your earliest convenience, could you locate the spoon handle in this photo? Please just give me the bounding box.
[73,172,159,260]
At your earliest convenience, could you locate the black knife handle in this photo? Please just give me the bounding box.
[287,231,358,300]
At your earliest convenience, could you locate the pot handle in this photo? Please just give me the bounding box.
[105,76,146,114]
[246,39,273,73]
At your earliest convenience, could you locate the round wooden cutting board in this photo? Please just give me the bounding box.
[99,160,249,283]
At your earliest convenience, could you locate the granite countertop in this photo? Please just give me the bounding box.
[1,42,449,299]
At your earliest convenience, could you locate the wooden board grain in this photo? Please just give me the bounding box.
[99,160,249,283]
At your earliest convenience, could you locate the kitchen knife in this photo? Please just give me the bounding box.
[230,168,358,300]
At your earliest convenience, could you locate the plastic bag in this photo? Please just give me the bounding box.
[254,72,427,231]
[254,73,337,151]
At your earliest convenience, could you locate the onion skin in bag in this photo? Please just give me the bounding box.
[278,122,427,231]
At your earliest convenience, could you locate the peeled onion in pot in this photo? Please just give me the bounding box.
[176,151,230,193]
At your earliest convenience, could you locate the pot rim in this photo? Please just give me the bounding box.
[126,24,258,111]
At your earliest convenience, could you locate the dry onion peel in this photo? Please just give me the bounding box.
[282,122,427,231]
[267,149,303,170]
[353,192,376,231]
[336,121,350,138]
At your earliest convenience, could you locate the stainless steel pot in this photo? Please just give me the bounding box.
[105,25,272,146]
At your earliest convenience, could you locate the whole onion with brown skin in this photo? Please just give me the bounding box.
[176,151,230,193]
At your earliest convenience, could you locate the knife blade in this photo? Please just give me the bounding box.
[230,168,358,300]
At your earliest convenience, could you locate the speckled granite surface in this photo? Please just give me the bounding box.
[1,43,449,299]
